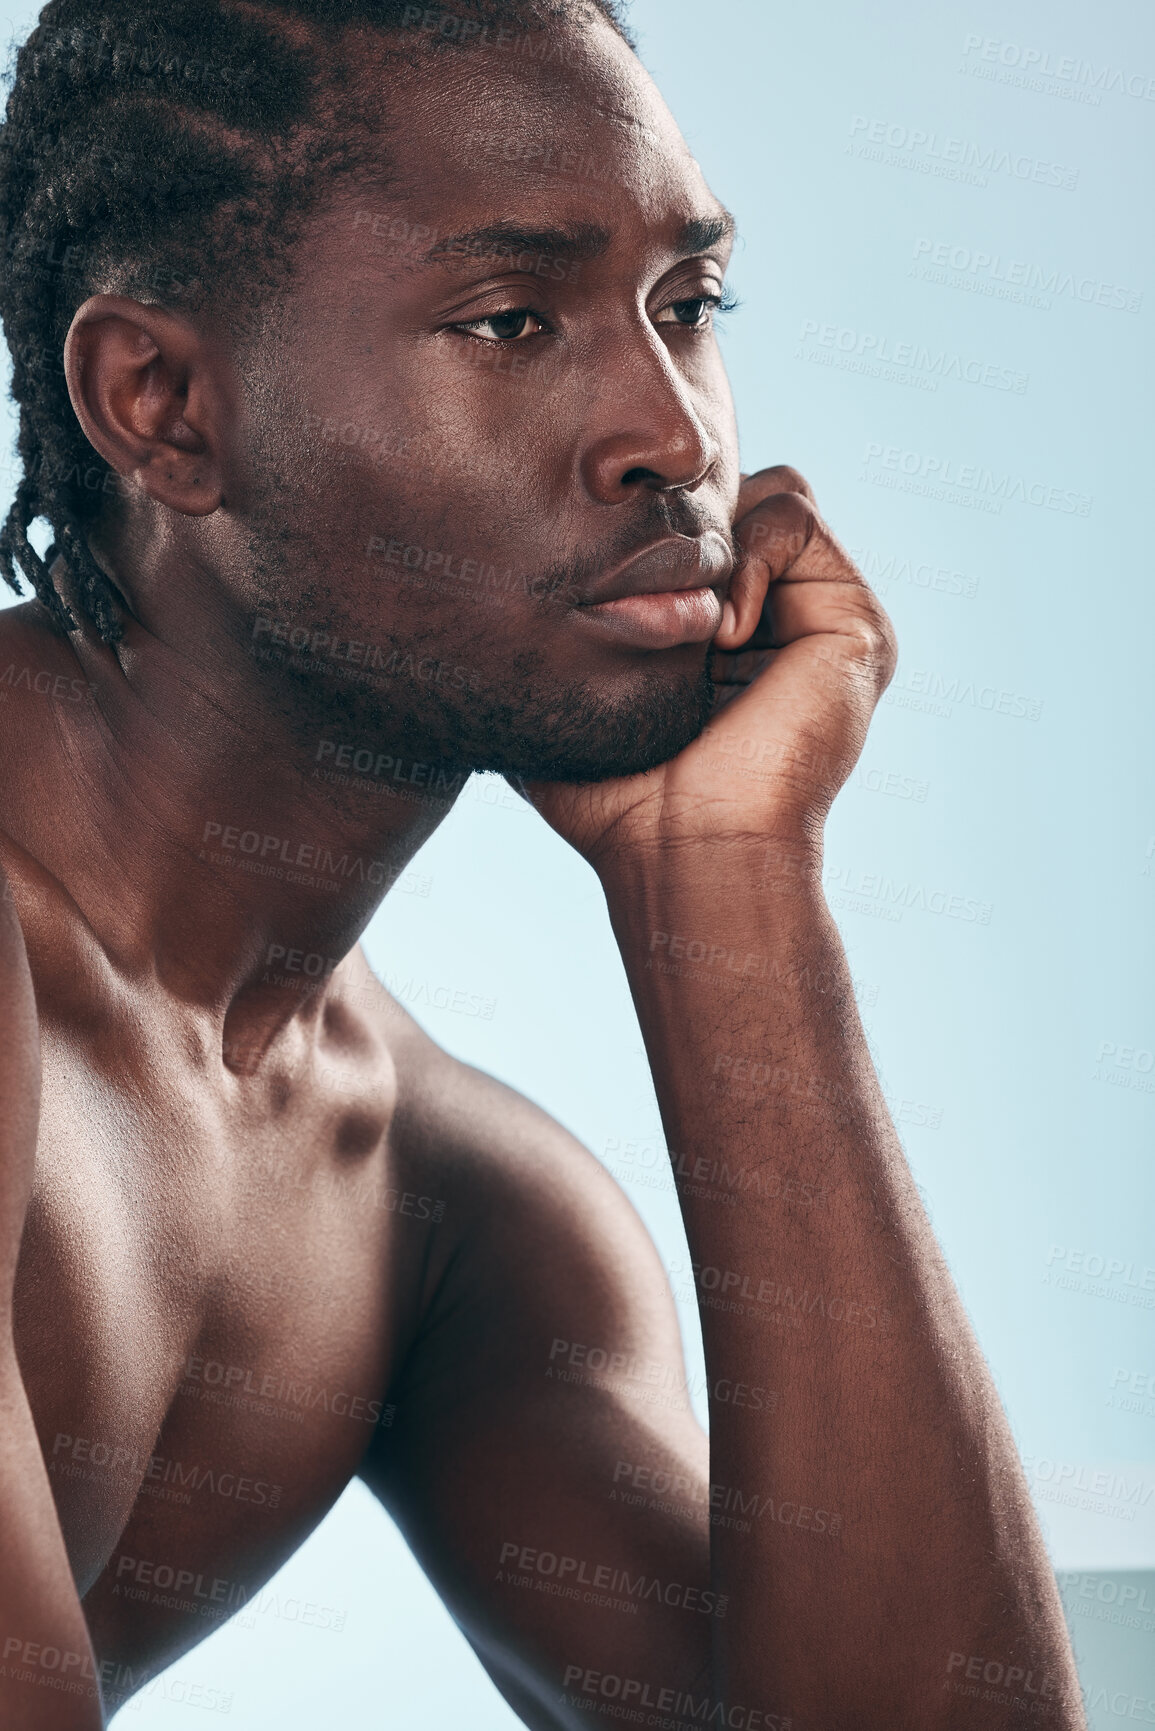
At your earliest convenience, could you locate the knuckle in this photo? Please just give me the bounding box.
[739,489,817,562]
[758,463,815,500]
[859,608,898,686]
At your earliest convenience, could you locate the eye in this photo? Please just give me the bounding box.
[656,286,740,331]
[452,308,547,344]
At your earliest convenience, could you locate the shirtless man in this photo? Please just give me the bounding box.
[0,2,1083,1726]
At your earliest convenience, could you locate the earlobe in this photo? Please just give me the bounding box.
[63,295,224,518]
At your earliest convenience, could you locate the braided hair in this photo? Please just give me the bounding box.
[0,0,634,641]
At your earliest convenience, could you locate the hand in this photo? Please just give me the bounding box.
[522,466,897,874]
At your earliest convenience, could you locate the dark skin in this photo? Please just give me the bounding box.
[0,16,1084,1729]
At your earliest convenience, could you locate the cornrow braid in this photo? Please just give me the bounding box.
[0,0,635,642]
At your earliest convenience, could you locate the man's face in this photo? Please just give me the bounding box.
[229,15,740,782]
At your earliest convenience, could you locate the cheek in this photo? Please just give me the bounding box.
[326,488,543,641]
[286,344,572,586]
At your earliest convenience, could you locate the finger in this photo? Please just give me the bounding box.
[737,463,816,515]
[720,491,895,693]
[716,479,822,651]
[710,646,778,686]
[738,490,844,585]
[716,546,771,650]
[749,493,886,639]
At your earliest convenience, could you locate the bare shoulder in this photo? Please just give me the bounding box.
[0,604,91,943]
[357,941,698,1481]
[347,944,690,1442]
[0,602,86,732]
[354,953,709,1722]
[358,946,668,1300]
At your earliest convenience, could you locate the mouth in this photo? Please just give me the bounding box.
[575,531,734,652]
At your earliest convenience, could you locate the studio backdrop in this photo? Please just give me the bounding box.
[0,0,1151,1725]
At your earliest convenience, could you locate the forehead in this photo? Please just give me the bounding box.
[336,18,725,264]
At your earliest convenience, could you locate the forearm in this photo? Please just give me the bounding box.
[602,839,1083,1730]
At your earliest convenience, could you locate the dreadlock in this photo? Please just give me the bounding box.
[0,0,635,641]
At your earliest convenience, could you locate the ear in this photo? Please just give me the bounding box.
[63,296,226,517]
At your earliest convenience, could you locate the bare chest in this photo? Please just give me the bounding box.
[12,1017,431,1678]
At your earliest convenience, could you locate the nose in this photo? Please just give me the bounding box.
[579,330,721,504]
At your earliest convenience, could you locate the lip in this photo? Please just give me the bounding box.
[578,530,735,606]
[572,530,733,652]
[577,586,724,651]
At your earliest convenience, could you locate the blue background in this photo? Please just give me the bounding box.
[1,0,1152,1723]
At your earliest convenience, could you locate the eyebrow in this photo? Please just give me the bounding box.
[676,211,737,254]
[425,221,610,266]
[423,208,737,268]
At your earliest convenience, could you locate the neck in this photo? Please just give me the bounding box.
[0,591,461,1066]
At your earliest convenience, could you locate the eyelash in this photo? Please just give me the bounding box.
[451,285,741,346]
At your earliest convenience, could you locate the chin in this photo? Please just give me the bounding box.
[466,663,716,784]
